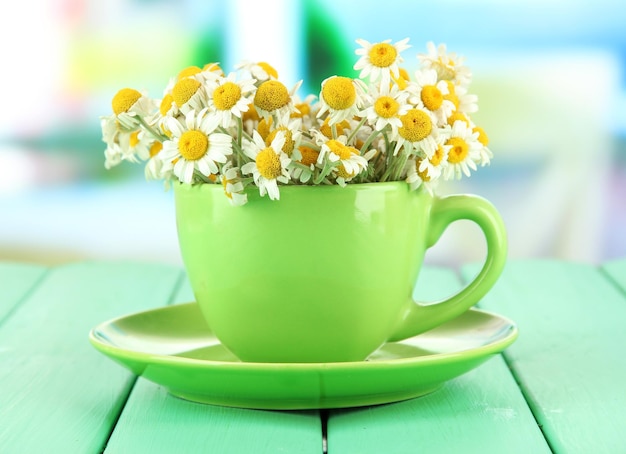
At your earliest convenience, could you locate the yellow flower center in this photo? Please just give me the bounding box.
[256,147,282,179]
[149,141,163,158]
[172,78,201,108]
[473,126,489,146]
[433,61,456,81]
[254,80,290,112]
[374,96,399,118]
[298,146,320,166]
[203,62,223,74]
[258,62,278,79]
[266,127,295,157]
[327,140,357,160]
[242,103,260,123]
[421,85,443,111]
[443,81,459,109]
[179,130,208,161]
[368,43,397,68]
[292,102,311,118]
[213,82,242,110]
[159,94,174,116]
[112,88,141,115]
[392,68,410,90]
[129,131,140,148]
[398,109,432,142]
[416,159,431,182]
[446,137,469,164]
[257,117,273,140]
[177,66,202,80]
[337,165,354,179]
[447,111,469,126]
[430,144,445,166]
[321,77,356,110]
[320,118,350,139]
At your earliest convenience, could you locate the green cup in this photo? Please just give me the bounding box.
[173,181,507,363]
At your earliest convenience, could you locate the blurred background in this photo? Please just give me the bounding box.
[1,0,625,268]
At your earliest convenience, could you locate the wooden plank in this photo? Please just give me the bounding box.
[463,260,626,454]
[327,267,550,454]
[0,262,47,322]
[0,262,184,453]
[104,274,323,454]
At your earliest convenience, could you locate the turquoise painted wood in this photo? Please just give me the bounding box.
[0,262,47,321]
[104,274,324,454]
[463,260,626,454]
[603,258,626,291]
[326,267,550,454]
[0,262,184,453]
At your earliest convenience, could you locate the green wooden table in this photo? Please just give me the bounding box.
[1,259,625,453]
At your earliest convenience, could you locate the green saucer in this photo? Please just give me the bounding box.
[90,303,517,410]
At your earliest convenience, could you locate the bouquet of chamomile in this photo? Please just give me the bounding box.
[101,38,491,206]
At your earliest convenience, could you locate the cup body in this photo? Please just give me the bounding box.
[174,182,434,363]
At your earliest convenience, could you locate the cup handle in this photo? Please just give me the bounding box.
[388,193,507,342]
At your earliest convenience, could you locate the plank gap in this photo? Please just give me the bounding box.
[500,351,557,454]
[0,267,49,329]
[321,409,328,454]
[99,375,139,454]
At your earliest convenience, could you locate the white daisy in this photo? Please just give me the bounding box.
[418,42,472,88]
[442,120,482,180]
[317,135,369,186]
[410,68,455,126]
[263,117,303,161]
[292,144,320,183]
[110,88,157,130]
[405,157,439,195]
[418,134,450,180]
[354,38,411,87]
[393,106,438,156]
[220,162,248,206]
[170,76,208,115]
[472,125,493,167]
[363,82,410,137]
[253,79,302,125]
[235,60,279,82]
[241,130,291,200]
[160,108,233,184]
[206,72,257,128]
[317,76,367,125]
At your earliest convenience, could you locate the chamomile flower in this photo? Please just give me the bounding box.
[354,38,411,86]
[418,42,471,88]
[442,120,482,180]
[206,72,256,128]
[241,130,291,200]
[406,157,439,195]
[317,76,367,125]
[235,60,279,82]
[264,117,303,161]
[410,68,455,126]
[418,135,450,180]
[220,162,248,206]
[292,145,320,183]
[253,79,302,125]
[144,141,166,180]
[393,106,438,156]
[444,82,478,116]
[117,129,153,163]
[317,136,369,186]
[170,76,208,115]
[110,88,157,130]
[160,109,233,184]
[472,125,493,166]
[363,82,410,137]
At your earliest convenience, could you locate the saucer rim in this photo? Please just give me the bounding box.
[89,302,518,370]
